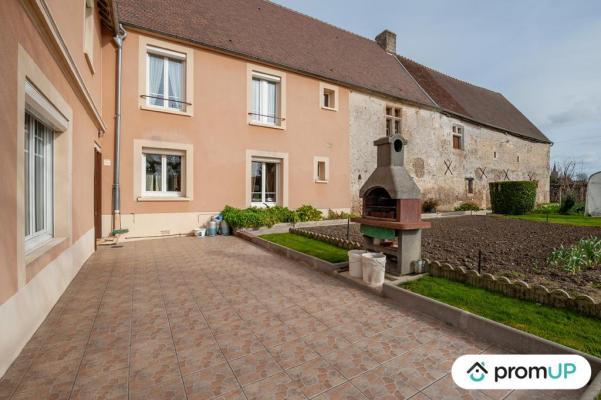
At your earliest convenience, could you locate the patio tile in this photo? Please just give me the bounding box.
[268,337,320,369]
[183,362,241,400]
[287,357,346,398]
[322,345,380,379]
[130,380,187,400]
[242,371,305,400]
[70,368,129,400]
[214,331,265,361]
[312,381,368,400]
[421,375,492,400]
[350,363,419,400]
[229,349,283,385]
[177,343,227,375]
[303,329,352,356]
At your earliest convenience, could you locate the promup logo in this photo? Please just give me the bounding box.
[467,362,488,382]
[452,355,591,390]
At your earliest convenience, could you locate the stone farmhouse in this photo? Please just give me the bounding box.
[0,0,549,374]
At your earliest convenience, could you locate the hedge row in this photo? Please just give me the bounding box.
[489,181,537,215]
[221,205,322,229]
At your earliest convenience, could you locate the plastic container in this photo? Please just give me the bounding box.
[193,228,206,237]
[220,220,231,236]
[207,221,218,236]
[361,252,386,285]
[348,250,366,278]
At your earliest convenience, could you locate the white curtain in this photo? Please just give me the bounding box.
[148,54,164,106]
[267,81,276,124]
[168,59,184,110]
[251,78,261,122]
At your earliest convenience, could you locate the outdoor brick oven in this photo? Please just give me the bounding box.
[352,134,430,276]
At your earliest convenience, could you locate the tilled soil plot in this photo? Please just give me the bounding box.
[303,216,601,299]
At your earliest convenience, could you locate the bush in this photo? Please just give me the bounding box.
[325,209,352,220]
[489,181,537,215]
[533,203,560,214]
[572,202,586,215]
[221,204,318,229]
[422,198,438,213]
[454,202,480,211]
[296,204,322,222]
[560,192,576,214]
[548,237,601,274]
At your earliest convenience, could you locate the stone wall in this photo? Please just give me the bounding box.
[349,91,551,212]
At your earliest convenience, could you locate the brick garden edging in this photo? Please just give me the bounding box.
[289,227,362,250]
[425,259,601,319]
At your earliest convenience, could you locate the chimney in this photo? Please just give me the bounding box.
[375,29,396,54]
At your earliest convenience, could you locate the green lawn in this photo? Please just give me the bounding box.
[401,276,601,357]
[504,213,601,227]
[259,233,348,263]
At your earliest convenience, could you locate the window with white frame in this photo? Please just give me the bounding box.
[142,151,183,197]
[146,46,187,111]
[314,156,330,183]
[251,159,279,206]
[24,112,54,251]
[386,106,401,136]
[251,71,281,126]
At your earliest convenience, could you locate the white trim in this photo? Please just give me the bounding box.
[313,156,330,183]
[141,152,184,198]
[250,159,280,207]
[251,71,281,82]
[245,150,289,207]
[0,228,94,377]
[147,45,186,60]
[24,81,68,132]
[319,82,339,111]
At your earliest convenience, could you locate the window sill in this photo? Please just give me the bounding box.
[25,237,67,265]
[320,106,338,112]
[137,196,192,202]
[315,180,329,184]
[140,104,193,117]
[248,121,286,130]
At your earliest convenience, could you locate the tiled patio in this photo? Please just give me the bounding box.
[0,236,584,399]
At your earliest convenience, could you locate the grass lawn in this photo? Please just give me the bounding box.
[401,276,601,357]
[504,213,601,227]
[259,233,348,263]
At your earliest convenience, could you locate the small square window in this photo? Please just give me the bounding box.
[320,83,338,111]
[314,157,329,183]
[452,125,464,150]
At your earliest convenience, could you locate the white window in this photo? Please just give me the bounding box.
[251,159,279,206]
[83,0,94,65]
[142,151,183,197]
[24,112,54,251]
[386,106,402,135]
[314,156,330,183]
[251,72,281,126]
[146,46,187,112]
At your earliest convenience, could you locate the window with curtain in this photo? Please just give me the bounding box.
[24,112,54,251]
[143,152,183,196]
[251,160,279,206]
[147,46,186,111]
[251,72,280,125]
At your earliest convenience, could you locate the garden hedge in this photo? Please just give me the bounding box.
[489,181,537,215]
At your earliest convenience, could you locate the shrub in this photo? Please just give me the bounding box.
[489,181,537,215]
[454,202,480,211]
[559,191,576,214]
[572,202,586,215]
[548,237,601,274]
[221,204,317,229]
[326,209,352,220]
[533,203,560,214]
[422,198,438,213]
[296,204,322,222]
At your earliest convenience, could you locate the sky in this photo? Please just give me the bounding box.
[273,0,601,176]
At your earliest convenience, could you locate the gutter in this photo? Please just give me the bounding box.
[112,24,127,231]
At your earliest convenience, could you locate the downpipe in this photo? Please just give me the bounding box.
[112,24,127,232]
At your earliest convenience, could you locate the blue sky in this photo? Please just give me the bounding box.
[273,0,601,175]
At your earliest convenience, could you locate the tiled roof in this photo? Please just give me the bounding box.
[115,0,435,107]
[398,56,550,143]
[115,0,550,143]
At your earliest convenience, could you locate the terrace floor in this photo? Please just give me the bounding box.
[0,236,583,399]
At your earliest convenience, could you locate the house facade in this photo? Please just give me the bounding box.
[0,0,550,376]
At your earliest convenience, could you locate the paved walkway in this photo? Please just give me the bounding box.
[0,236,582,399]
